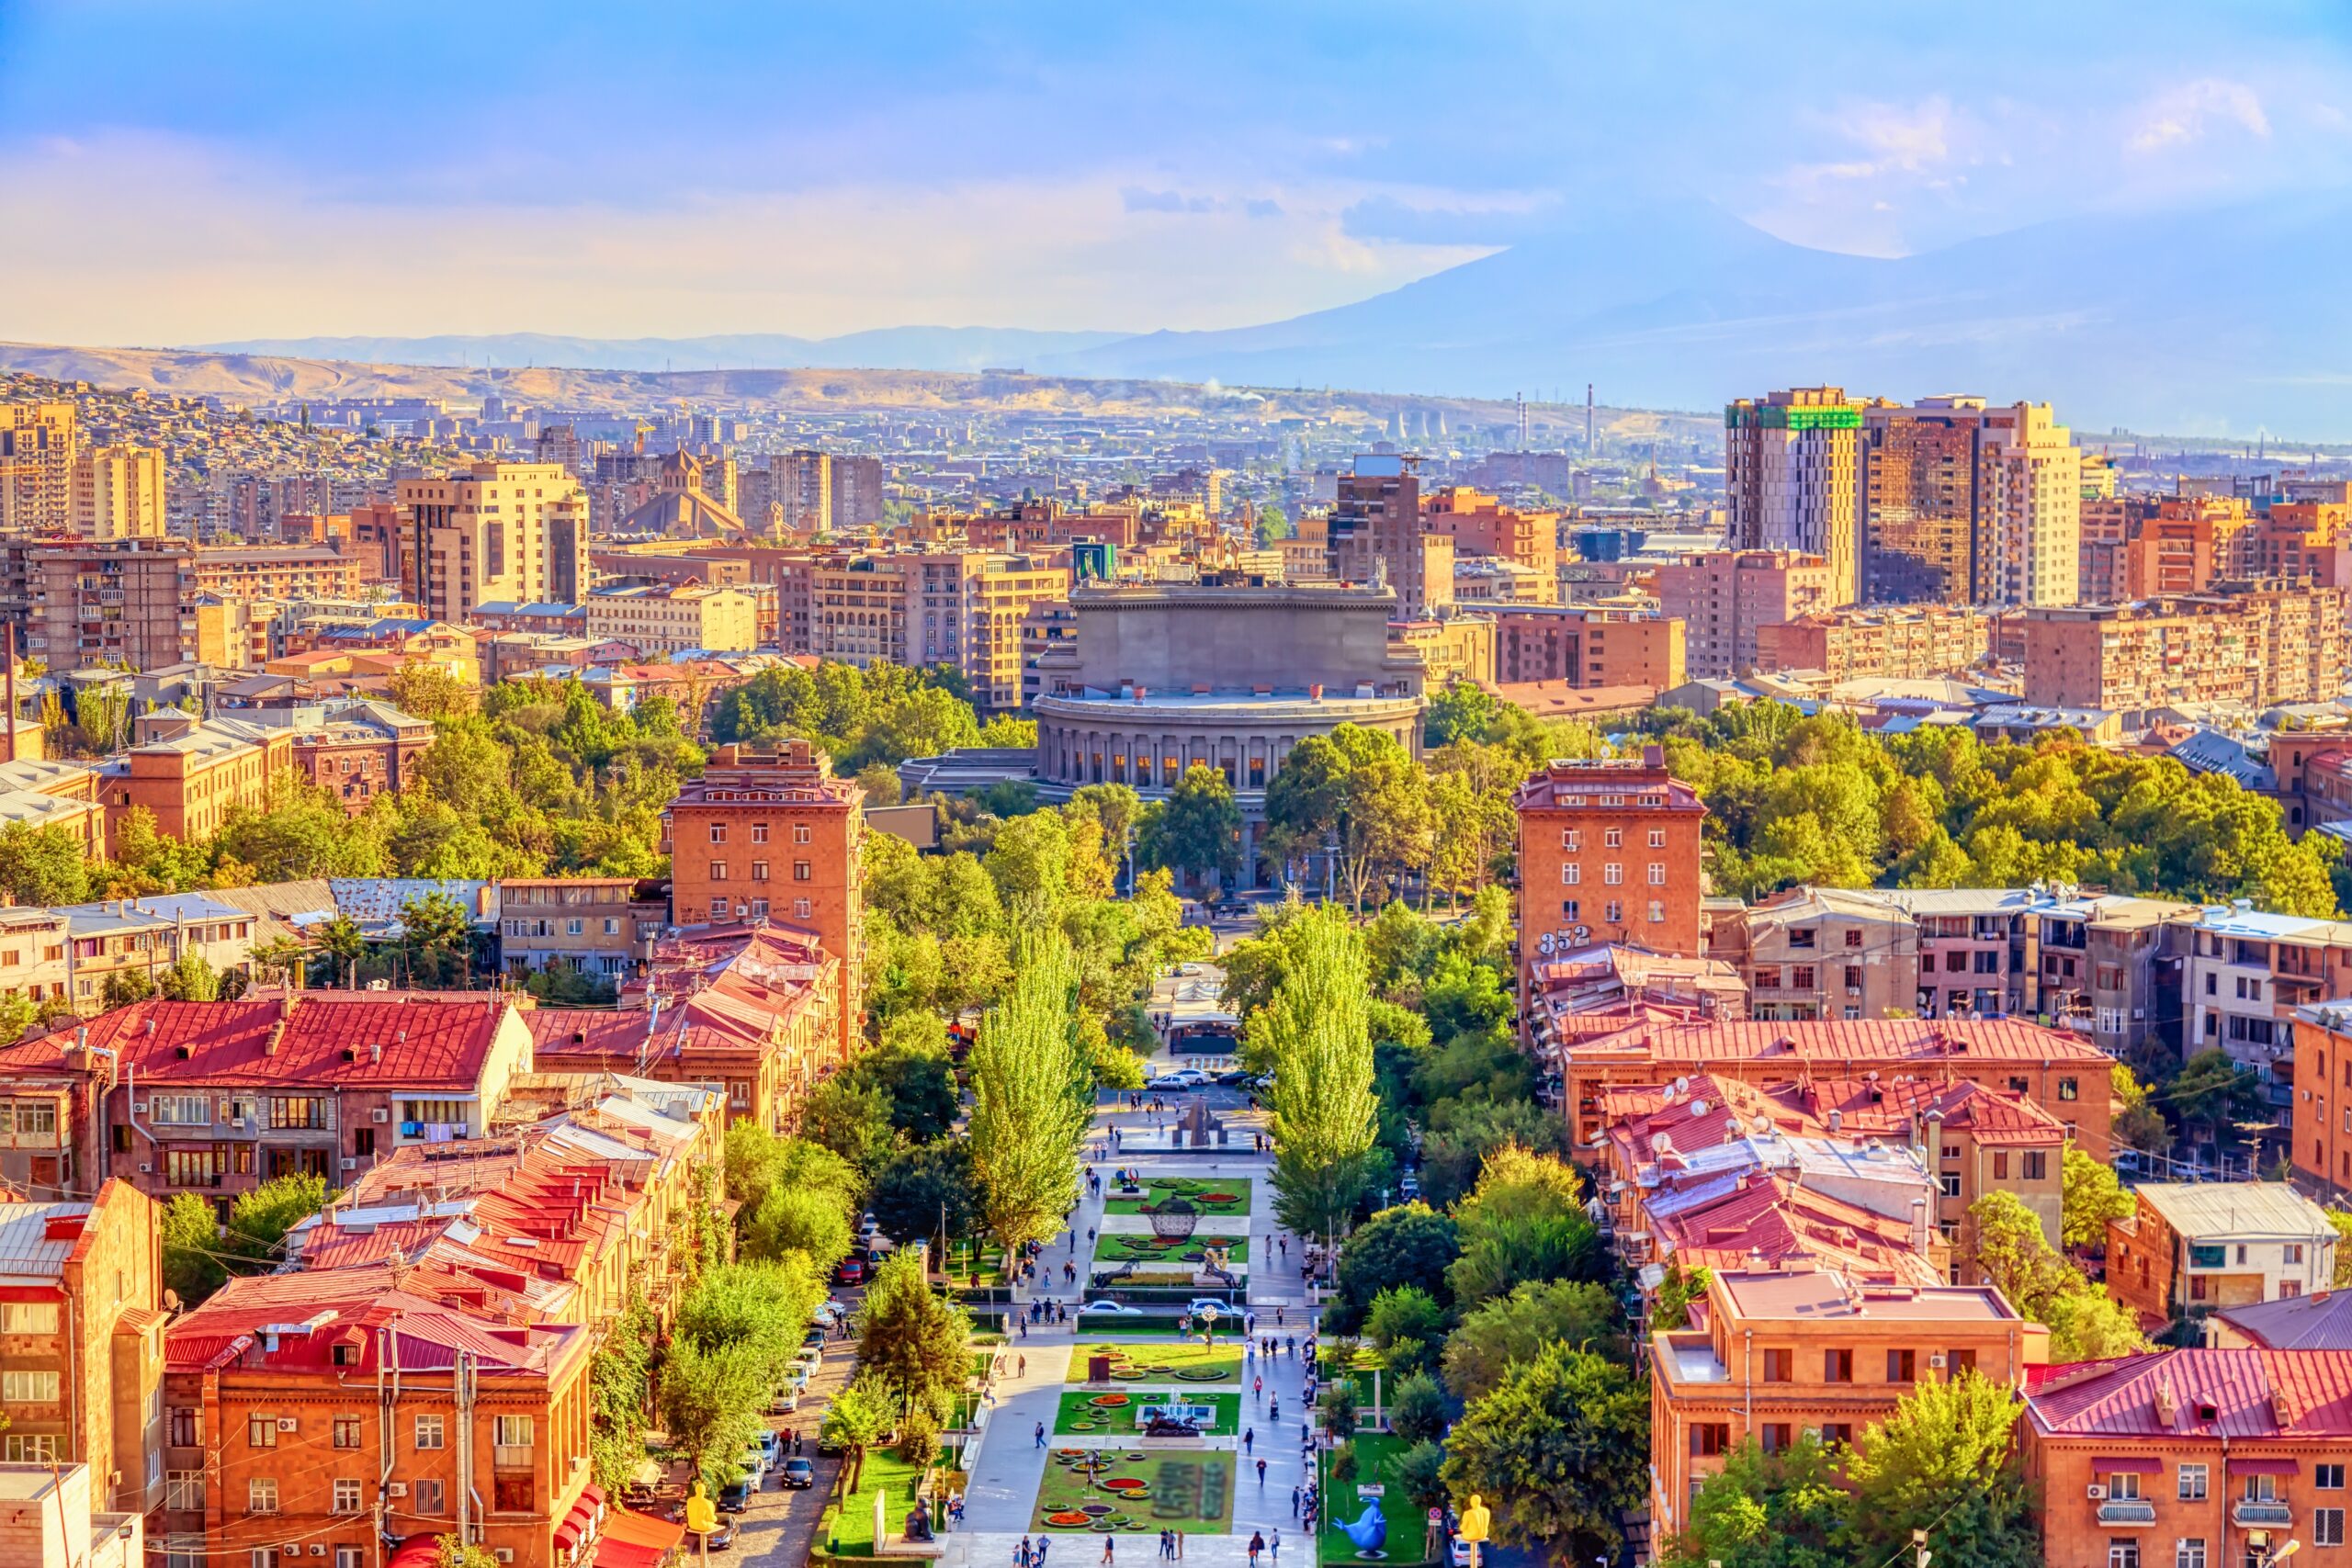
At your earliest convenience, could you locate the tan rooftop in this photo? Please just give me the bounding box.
[1714,1269,2018,1323]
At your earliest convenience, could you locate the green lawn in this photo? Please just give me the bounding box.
[1319,1434,1430,1566]
[1095,1233,1250,1264]
[1103,1177,1255,1216]
[825,1449,931,1555]
[939,1238,1010,1287]
[1067,1341,1245,1386]
[1034,1450,1236,1535]
[1053,1389,1242,1436]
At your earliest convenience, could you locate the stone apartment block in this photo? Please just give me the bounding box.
[1423,485,1559,601]
[1329,455,1453,620]
[2183,904,2352,1111]
[1487,604,1686,689]
[2107,1182,2336,1322]
[495,877,642,982]
[0,400,75,532]
[1725,885,1921,1021]
[1653,549,1836,679]
[1726,387,1863,604]
[1749,604,1992,681]
[812,551,1069,710]
[70,446,165,540]
[1860,396,2082,609]
[582,581,758,655]
[2020,581,2352,713]
[398,461,590,622]
[96,716,293,854]
[1648,1269,2027,1544]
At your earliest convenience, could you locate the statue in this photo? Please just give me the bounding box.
[1340,1497,1387,1555]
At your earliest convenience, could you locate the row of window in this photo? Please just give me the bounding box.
[245,1411,530,1450]
[1558,828,1670,850]
[503,918,624,937]
[1751,1348,1971,1384]
[694,897,814,923]
[704,860,814,883]
[1555,900,1668,926]
[707,823,813,844]
[1558,863,1670,886]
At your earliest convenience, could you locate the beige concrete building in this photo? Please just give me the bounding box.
[0,401,74,533]
[1654,549,1836,679]
[1720,885,1922,1021]
[1861,396,2081,609]
[69,446,164,540]
[582,581,759,655]
[2021,581,2352,712]
[26,540,194,672]
[814,550,1069,710]
[398,461,589,622]
[1329,456,1453,619]
[1726,387,1864,604]
[1750,604,1993,681]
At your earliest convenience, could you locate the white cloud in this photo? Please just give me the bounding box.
[2128,78,2270,153]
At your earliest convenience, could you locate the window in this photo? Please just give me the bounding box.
[1648,902,1665,924]
[2319,1463,2344,1490]
[169,1406,199,1447]
[2244,1475,2280,1503]
[1792,966,1815,992]
[248,1477,278,1515]
[2321,1510,2347,1549]
[751,824,769,844]
[1690,1423,1730,1456]
[1648,863,1666,886]
[494,1415,534,1448]
[333,1479,362,1514]
[1887,1348,1917,1382]
[1993,1151,2010,1180]
[2022,1151,2048,1181]
[565,919,582,936]
[415,1478,445,1516]
[1605,901,1623,923]
[248,1414,279,1448]
[1603,828,1623,848]
[1939,1172,1962,1199]
[1561,900,1580,920]
[1761,1348,1792,1382]
[0,1302,58,1332]
[415,1413,444,1450]
[251,1551,275,1568]
[1561,829,1581,851]
[2188,1244,2227,1269]
[2175,1540,2205,1568]
[2108,1543,2139,1568]
[1820,1423,1853,1448]
[152,1093,209,1125]
[3,1434,57,1461]
[164,1147,218,1187]
[751,861,769,883]
[1760,1423,1792,1454]
[334,1416,363,1450]
[0,1370,57,1403]
[707,824,727,843]
[1649,829,1666,848]
[794,861,812,881]
[164,1470,203,1510]
[793,898,811,919]
[1846,929,1864,948]
[794,824,812,844]
[338,1551,366,1568]
[2060,1077,2079,1101]
[2109,1473,2143,1501]
[1823,1348,1853,1382]
[1603,863,1623,886]
[1946,1348,1976,1374]
[708,860,728,882]
[2289,1245,2309,1268]
[495,1474,535,1512]
[269,1097,327,1130]
[1561,864,1580,886]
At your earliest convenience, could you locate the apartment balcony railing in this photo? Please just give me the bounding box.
[2096,1499,2156,1526]
[2233,1499,2293,1528]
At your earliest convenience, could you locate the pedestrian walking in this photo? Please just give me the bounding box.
[1291,1484,1302,1518]
[1275,1305,1284,1325]
[1270,1395,1280,1422]
[1271,1529,1281,1562]
[1039,1539,1052,1565]
[1253,1375,1263,1400]
[1278,1237,1287,1260]
[1243,1427,1254,1455]
[1018,1353,1028,1376]
[1018,1536,1032,1567]
[1101,1537,1114,1567]
[1249,1530,1265,1566]
[1035,1420,1047,1448]
[1256,1458,1268,1486]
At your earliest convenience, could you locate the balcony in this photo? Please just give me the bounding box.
[493,1443,535,1470]
[2096,1499,2157,1526]
[2233,1499,2294,1528]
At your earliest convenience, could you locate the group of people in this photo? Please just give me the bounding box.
[1245,1529,1282,1565]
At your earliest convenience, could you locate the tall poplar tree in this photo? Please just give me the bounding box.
[1257,904,1381,1238]
[968,929,1093,1252]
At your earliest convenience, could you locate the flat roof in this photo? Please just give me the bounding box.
[1716,1269,2018,1323]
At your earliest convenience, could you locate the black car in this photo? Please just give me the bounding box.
[705,1521,736,1551]
[718,1478,754,1514]
[1212,1069,1258,1087]
[779,1457,816,1490]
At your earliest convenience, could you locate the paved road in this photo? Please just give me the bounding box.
[728,1292,863,1565]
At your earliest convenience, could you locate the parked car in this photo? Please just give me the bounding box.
[1148,1069,1209,1090]
[779,1457,816,1491]
[796,1345,824,1372]
[837,1258,866,1286]
[759,1430,786,1465]
[717,1478,754,1514]
[802,1329,828,1349]
[768,1388,801,1415]
[1185,1297,1235,1317]
[1080,1300,1141,1315]
[704,1520,736,1551]
[1212,1069,1259,1088]
[1449,1537,1471,1567]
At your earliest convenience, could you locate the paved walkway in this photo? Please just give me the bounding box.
[938,1078,1325,1568]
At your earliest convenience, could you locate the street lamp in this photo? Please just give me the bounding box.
[2262,1542,2302,1568]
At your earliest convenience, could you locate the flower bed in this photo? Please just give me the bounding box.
[1032,1450,1237,1535]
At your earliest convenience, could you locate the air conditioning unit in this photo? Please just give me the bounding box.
[311,1548,327,1558]
[386,1483,408,1498]
[1928,1352,1948,1369]
[493,1552,514,1564]
[276,1417,297,1433]
[340,1157,357,1172]
[130,1102,148,1113]
[284,1544,303,1559]
[2086,1483,2107,1501]
[373,1109,390,1123]
[137,1163,152,1175]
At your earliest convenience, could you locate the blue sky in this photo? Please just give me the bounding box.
[1,0,2346,343]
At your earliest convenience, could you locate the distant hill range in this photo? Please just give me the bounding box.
[21,197,2352,440]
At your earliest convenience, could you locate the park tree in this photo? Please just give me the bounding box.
[855,1251,974,1422]
[801,1074,902,1176]
[1262,725,1432,909]
[1964,1190,2148,1361]
[1257,904,1381,1241]
[1440,1342,1648,1559]
[869,1142,980,1248]
[820,1371,899,1494]
[1662,1434,1850,1568]
[1139,763,1242,893]
[2062,1143,2135,1251]
[1844,1371,2042,1568]
[0,821,90,906]
[1442,1280,1624,1400]
[1363,1285,1448,1375]
[967,931,1093,1253]
[1329,1202,1461,1332]
[743,1186,854,1275]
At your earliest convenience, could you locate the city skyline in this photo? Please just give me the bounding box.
[0,1,2346,348]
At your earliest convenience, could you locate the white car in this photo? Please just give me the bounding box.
[1149,1069,1209,1090]
[1184,1298,1234,1318]
[1080,1300,1142,1315]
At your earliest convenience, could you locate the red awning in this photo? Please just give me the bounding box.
[592,1507,687,1568]
[2092,1457,2165,1474]
[555,1482,609,1551]
[556,1515,586,1552]
[387,1540,442,1568]
[2231,1459,2301,1476]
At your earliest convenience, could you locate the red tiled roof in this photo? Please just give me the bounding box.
[1772,1077,2065,1145]
[1567,1015,2111,1066]
[164,1272,582,1377]
[0,995,509,1089]
[1599,1076,1825,1166]
[1649,1172,1941,1286]
[2026,1348,2352,1438]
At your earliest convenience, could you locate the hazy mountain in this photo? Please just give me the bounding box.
[191,326,1134,376]
[1027,200,2352,439]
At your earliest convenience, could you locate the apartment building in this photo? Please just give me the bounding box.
[97,716,293,853]
[398,462,590,623]
[0,1185,164,1517]
[0,401,74,532]
[1653,549,1836,679]
[582,581,759,655]
[0,1461,142,1568]
[2022,581,2352,713]
[812,551,1068,710]
[1488,605,1686,689]
[2124,496,2253,598]
[0,995,535,1216]
[1749,604,1992,681]
[288,701,436,814]
[1647,1269,2027,1543]
[775,449,833,533]
[55,894,262,1013]
[189,543,368,604]
[2078,492,2159,603]
[2244,501,2352,587]
[1424,486,1558,601]
[2290,1001,2352,1199]
[26,540,197,672]
[70,446,164,540]
[495,877,641,981]
[1725,387,1864,604]
[529,926,844,1132]
[2019,1348,2352,1568]
[2107,1183,2336,1322]
[1557,1014,2116,1153]
[1731,885,1920,1021]
[2184,903,2352,1106]
[1860,396,2082,608]
[1512,750,1708,1013]
[1329,456,1453,619]
[663,740,865,1055]
[156,1272,595,1568]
